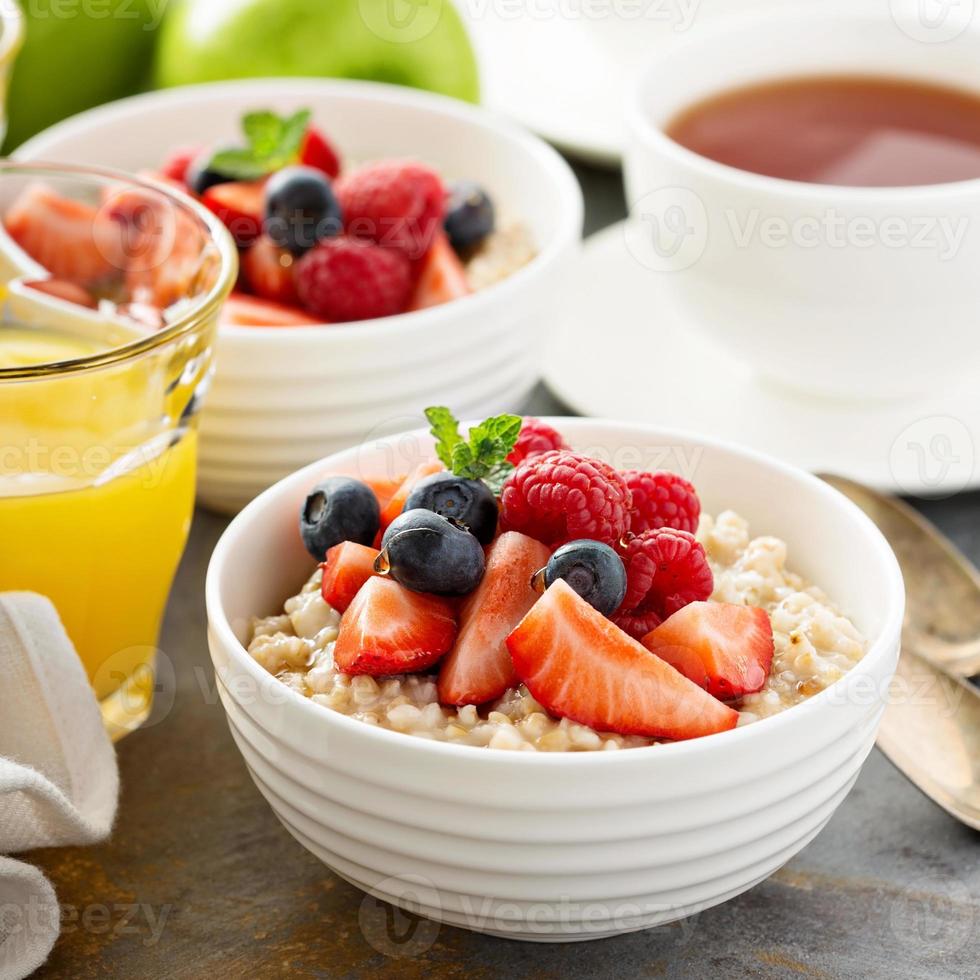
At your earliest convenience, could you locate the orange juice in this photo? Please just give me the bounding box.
[0,433,196,697]
[0,324,202,737]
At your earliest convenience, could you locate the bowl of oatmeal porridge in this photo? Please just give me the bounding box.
[17,79,582,513]
[205,418,904,941]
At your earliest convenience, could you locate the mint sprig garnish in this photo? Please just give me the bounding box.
[426,407,522,495]
[209,108,312,181]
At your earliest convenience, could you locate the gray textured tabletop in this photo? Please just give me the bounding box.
[31,162,979,979]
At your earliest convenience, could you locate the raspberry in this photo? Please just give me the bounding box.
[622,470,701,535]
[295,237,412,322]
[336,160,445,260]
[500,450,632,548]
[507,418,569,467]
[613,528,713,639]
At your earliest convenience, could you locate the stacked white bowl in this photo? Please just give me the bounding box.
[206,419,904,942]
[17,79,583,513]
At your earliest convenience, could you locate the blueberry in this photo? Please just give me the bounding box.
[402,472,498,545]
[379,509,485,596]
[536,540,627,617]
[443,181,495,253]
[186,147,235,196]
[264,165,342,255]
[299,476,380,560]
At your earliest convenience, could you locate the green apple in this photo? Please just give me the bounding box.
[154,0,479,103]
[3,0,161,151]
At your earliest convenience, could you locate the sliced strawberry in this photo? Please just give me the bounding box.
[105,186,209,308]
[220,292,322,328]
[377,459,445,535]
[300,126,341,179]
[160,145,202,186]
[242,235,298,304]
[334,576,457,676]
[408,232,471,312]
[506,580,740,740]
[5,183,123,284]
[438,532,551,706]
[202,180,264,246]
[363,474,406,512]
[641,601,774,701]
[320,541,380,613]
[23,279,97,309]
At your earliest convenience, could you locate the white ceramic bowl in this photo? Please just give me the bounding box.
[16,79,582,513]
[206,418,904,942]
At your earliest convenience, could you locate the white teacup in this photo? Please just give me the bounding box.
[624,7,980,400]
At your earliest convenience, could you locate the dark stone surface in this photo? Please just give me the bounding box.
[28,160,979,979]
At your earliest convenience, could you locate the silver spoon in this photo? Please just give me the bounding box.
[820,474,980,679]
[820,474,980,830]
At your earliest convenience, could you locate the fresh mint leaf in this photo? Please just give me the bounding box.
[207,148,272,181]
[209,108,312,181]
[480,461,515,496]
[425,407,522,493]
[426,406,464,470]
[242,111,285,156]
[467,414,522,470]
[485,414,523,448]
[450,441,475,475]
[279,109,312,159]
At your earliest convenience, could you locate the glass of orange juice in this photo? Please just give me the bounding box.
[0,163,237,739]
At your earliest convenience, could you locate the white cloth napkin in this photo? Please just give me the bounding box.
[0,593,119,980]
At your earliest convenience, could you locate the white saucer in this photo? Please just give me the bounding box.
[466,0,878,167]
[466,10,645,166]
[544,221,980,496]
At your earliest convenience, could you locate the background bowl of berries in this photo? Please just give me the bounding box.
[206,414,904,941]
[15,78,583,513]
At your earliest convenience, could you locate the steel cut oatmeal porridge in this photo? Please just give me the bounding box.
[247,508,866,751]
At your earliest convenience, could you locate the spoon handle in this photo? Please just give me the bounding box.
[820,474,980,679]
[876,647,980,831]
